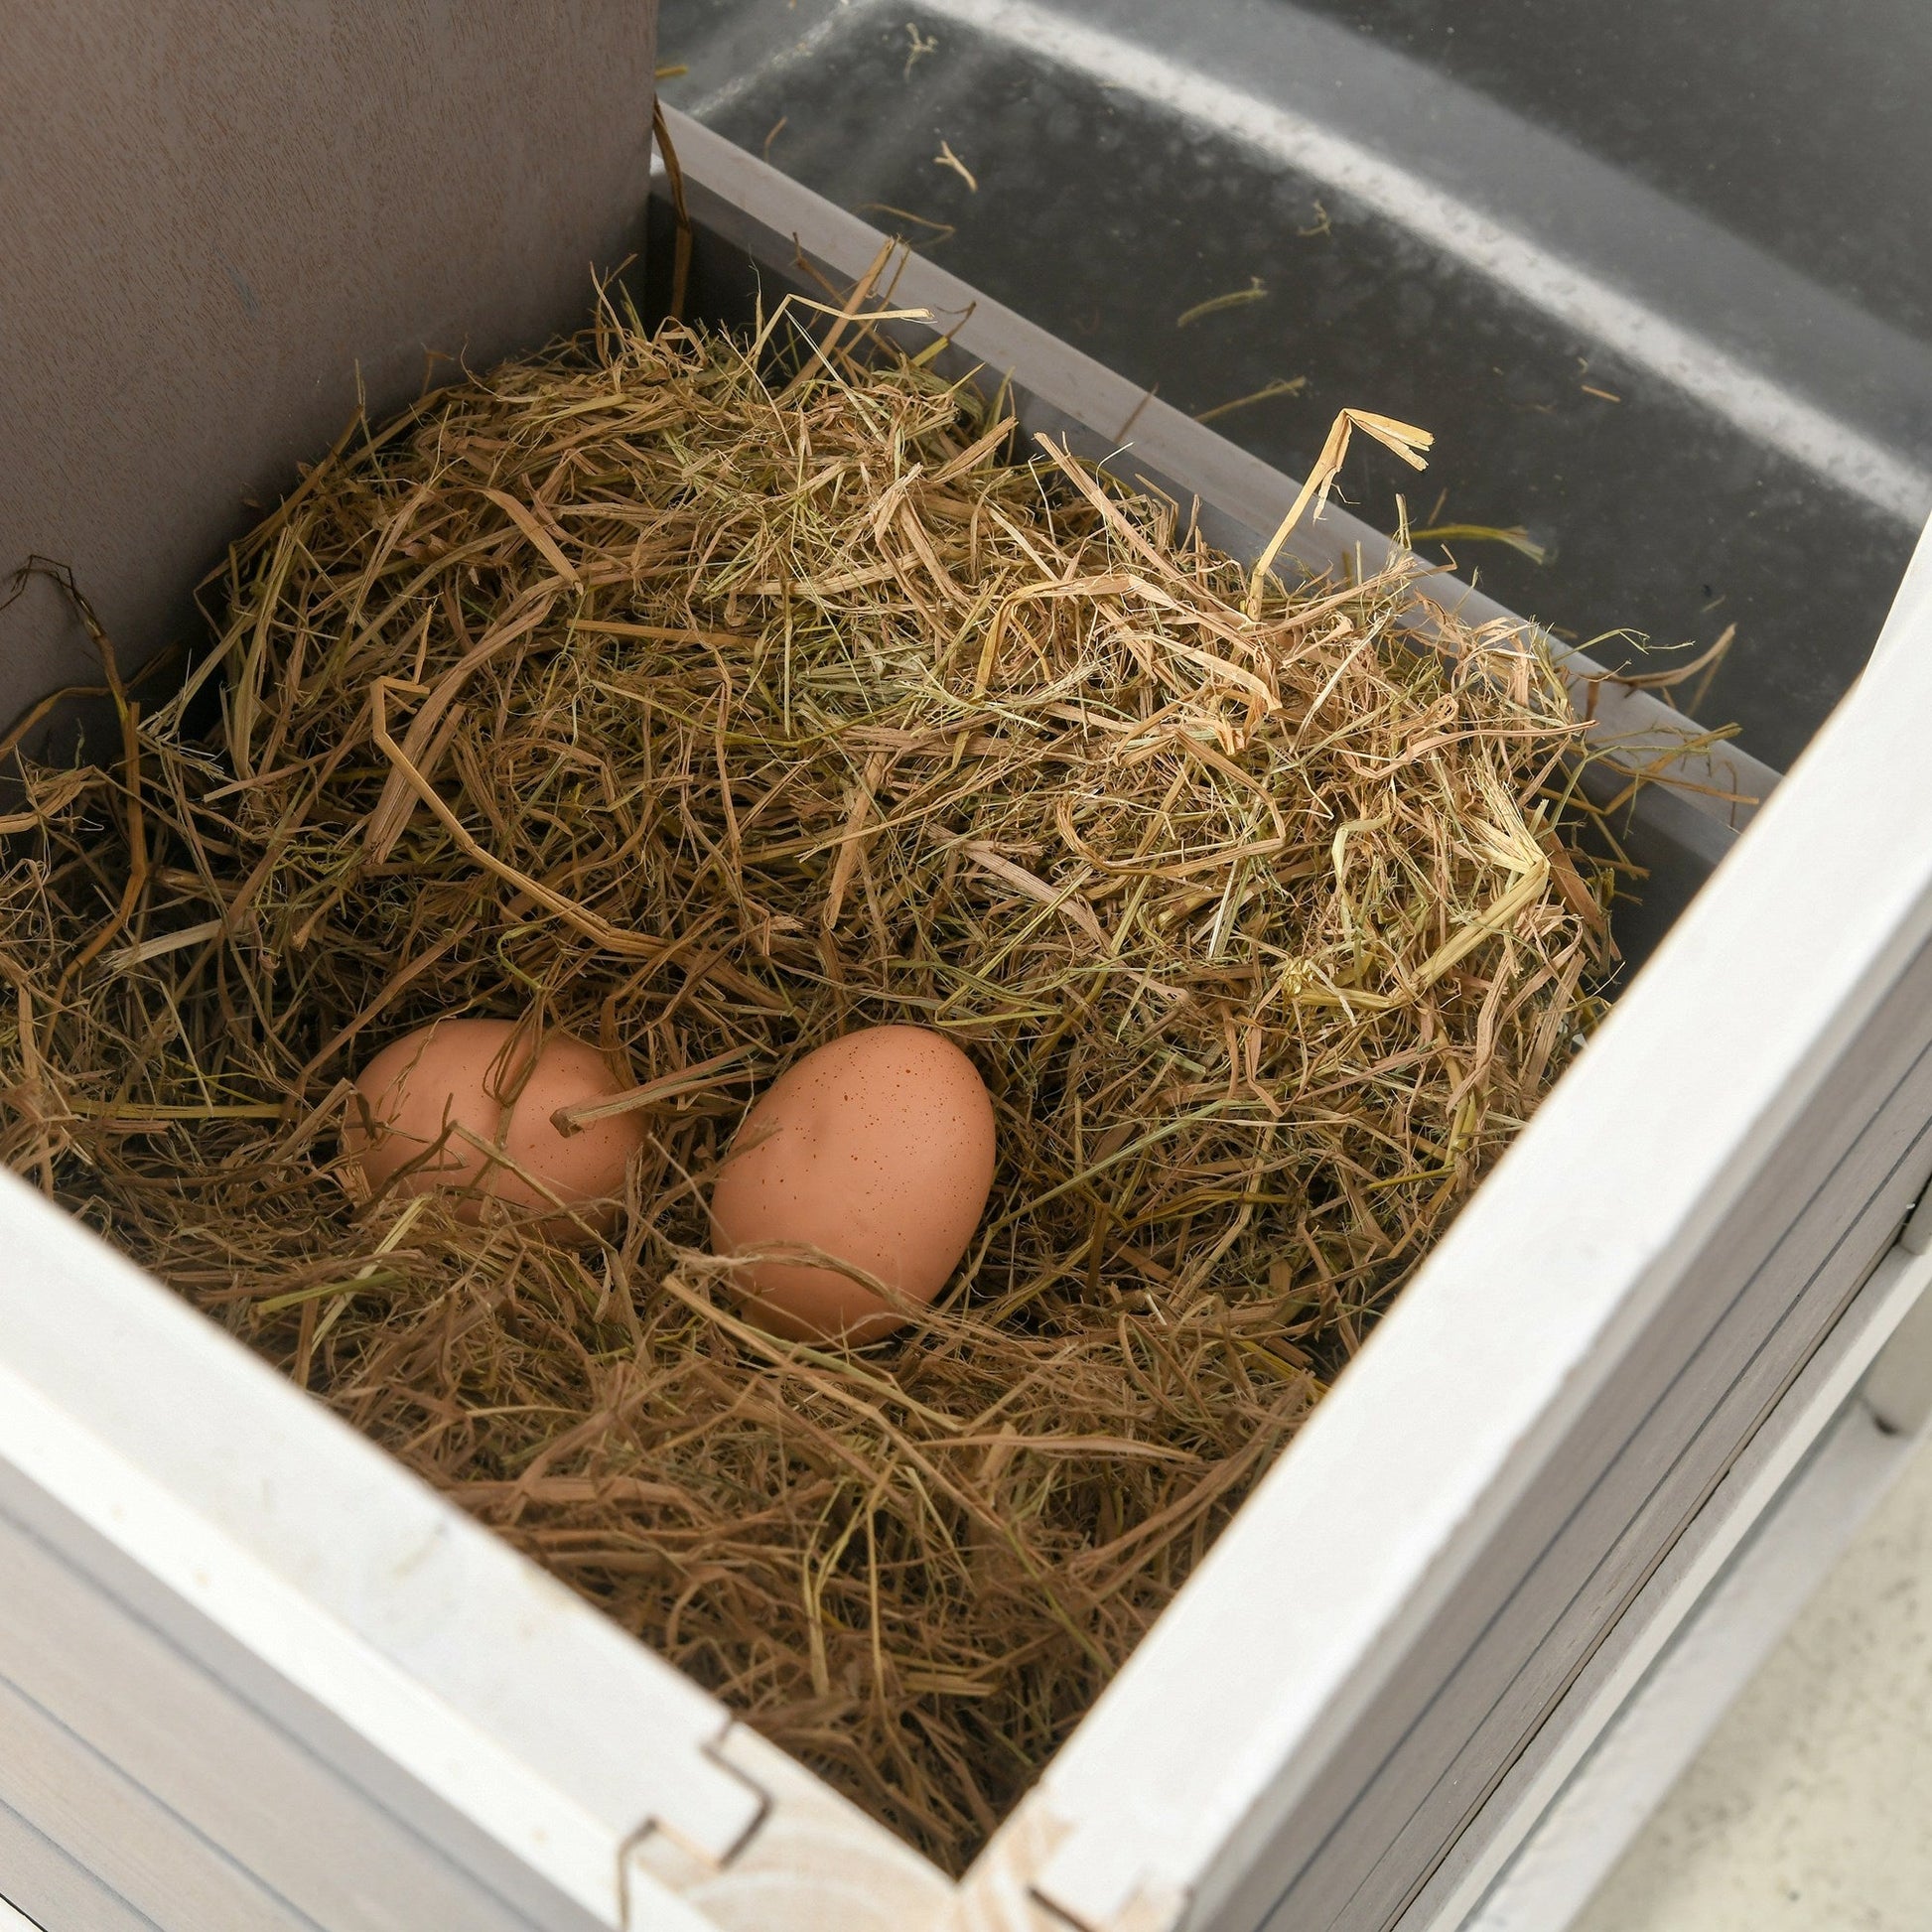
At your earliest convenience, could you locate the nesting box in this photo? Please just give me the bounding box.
[4,10,1932,1930]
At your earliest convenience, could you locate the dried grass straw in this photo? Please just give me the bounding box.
[0,291,1614,1869]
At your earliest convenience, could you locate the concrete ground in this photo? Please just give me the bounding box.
[1576,1425,1932,1930]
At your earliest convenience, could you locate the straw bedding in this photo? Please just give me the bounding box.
[0,295,1613,1868]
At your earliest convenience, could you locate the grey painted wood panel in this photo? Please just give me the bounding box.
[0,0,656,730]
[1397,1237,1932,1932]
[1358,1039,1932,1890]
[0,1798,157,1932]
[0,1510,541,1931]
[0,1675,311,1930]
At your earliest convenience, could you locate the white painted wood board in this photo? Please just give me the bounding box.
[0,1798,159,1932]
[1458,1395,1923,1932]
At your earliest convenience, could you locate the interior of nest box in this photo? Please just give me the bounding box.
[0,180,1755,1873]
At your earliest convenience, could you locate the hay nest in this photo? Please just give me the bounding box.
[0,295,1614,1868]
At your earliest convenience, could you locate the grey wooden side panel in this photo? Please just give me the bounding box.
[1227,936,1932,1931]
[0,1798,157,1932]
[0,0,656,719]
[0,1509,539,1932]
[0,1676,308,1931]
[645,114,1779,805]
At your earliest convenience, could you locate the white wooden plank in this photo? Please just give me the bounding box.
[0,1507,541,1931]
[1395,1217,1932,1930]
[1286,1021,1932,1929]
[1862,1285,1932,1434]
[0,1675,309,1930]
[663,1729,952,1932]
[1445,1399,1921,1932]
[0,1798,157,1932]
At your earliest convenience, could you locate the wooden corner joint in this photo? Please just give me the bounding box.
[620,1727,774,1910]
[939,1801,1191,1932]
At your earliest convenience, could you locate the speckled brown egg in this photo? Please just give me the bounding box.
[345,1018,644,1239]
[710,1025,997,1343]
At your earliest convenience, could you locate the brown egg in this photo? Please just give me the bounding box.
[710,1025,997,1343]
[345,1018,644,1239]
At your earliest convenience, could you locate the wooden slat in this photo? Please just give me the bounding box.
[0,1200,745,1932]
[0,1674,308,1930]
[0,1893,46,1932]
[0,1797,156,1932]
[0,1508,544,1931]
[1400,1242,1932,1931]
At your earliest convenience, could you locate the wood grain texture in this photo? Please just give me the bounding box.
[0,1796,157,1932]
[0,1507,541,1931]
[0,1675,308,1931]
[664,1728,952,1932]
[0,1,656,725]
[0,1886,54,1932]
